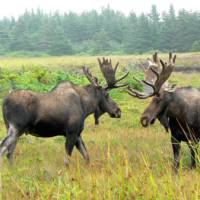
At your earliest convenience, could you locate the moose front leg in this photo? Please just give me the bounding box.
[75,136,90,163]
[187,141,198,169]
[64,133,77,166]
[171,137,181,173]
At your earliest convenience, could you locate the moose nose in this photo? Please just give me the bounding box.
[116,108,121,118]
[117,109,121,118]
[140,116,149,127]
[111,108,121,118]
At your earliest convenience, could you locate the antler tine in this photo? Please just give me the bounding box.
[98,57,128,90]
[127,74,156,99]
[168,52,177,64]
[149,66,159,80]
[115,71,129,83]
[153,54,175,93]
[104,82,129,90]
[147,52,159,67]
[133,76,156,92]
[153,52,161,68]
[97,58,102,66]
[153,52,157,63]
[128,52,176,100]
[82,66,99,87]
[169,52,172,63]
[114,62,119,73]
[127,86,154,99]
[173,55,176,63]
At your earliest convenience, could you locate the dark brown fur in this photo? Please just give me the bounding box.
[0,81,121,165]
[141,86,200,172]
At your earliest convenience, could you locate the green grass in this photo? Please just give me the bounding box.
[0,54,200,199]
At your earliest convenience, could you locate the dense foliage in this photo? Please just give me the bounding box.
[0,5,200,56]
[0,67,143,100]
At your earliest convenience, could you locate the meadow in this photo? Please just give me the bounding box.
[0,53,200,200]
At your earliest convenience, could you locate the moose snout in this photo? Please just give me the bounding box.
[141,115,156,127]
[111,108,121,118]
[116,108,121,118]
[140,116,149,127]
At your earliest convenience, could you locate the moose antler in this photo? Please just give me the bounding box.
[139,52,161,84]
[127,52,176,99]
[82,66,100,87]
[98,57,129,90]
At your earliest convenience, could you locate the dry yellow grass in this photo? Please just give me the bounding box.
[0,51,200,69]
[0,54,200,199]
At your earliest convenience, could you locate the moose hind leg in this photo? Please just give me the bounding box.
[171,137,181,173]
[75,136,90,163]
[6,140,17,165]
[0,124,18,165]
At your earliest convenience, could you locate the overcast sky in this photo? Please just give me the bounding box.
[0,0,199,18]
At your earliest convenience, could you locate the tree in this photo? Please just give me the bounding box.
[123,12,138,53]
[0,6,200,55]
[149,5,161,50]
[92,30,111,54]
[160,4,177,51]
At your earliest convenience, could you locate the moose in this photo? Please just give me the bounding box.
[0,58,128,166]
[128,52,200,172]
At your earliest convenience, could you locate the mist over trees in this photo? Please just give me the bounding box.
[0,5,200,56]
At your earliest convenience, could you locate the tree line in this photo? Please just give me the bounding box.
[0,5,200,56]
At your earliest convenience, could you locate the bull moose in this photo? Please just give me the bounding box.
[0,58,128,166]
[128,52,200,172]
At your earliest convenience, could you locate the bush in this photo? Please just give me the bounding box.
[0,67,142,101]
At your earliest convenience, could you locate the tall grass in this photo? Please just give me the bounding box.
[0,54,200,199]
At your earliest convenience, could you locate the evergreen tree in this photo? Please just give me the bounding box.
[149,5,161,50]
[0,6,199,55]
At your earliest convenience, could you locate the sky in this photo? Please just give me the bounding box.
[0,0,199,18]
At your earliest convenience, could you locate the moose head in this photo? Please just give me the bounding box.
[83,58,129,124]
[127,52,176,129]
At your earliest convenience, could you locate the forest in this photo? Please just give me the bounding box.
[0,5,200,56]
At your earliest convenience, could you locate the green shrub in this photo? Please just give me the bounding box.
[0,67,141,101]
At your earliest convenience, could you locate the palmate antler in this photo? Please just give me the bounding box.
[139,52,161,83]
[127,52,176,99]
[98,57,129,90]
[82,66,100,87]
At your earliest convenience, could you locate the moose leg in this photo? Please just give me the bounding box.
[0,124,19,165]
[6,140,17,165]
[187,142,198,169]
[75,136,90,163]
[64,133,77,166]
[171,137,181,173]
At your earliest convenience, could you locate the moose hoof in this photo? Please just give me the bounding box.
[64,157,70,167]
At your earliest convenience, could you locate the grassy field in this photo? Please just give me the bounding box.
[0,53,200,200]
